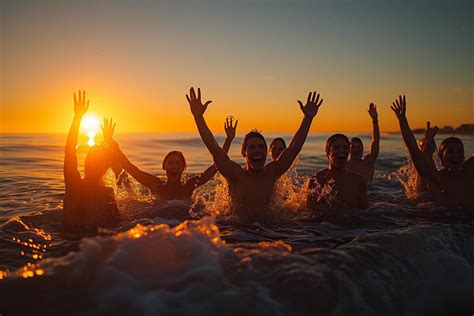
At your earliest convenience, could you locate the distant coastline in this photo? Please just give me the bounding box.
[388,123,474,135]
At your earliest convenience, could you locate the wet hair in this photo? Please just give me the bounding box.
[438,137,464,163]
[350,137,363,151]
[241,129,267,156]
[269,138,287,150]
[325,134,350,155]
[162,151,187,170]
[84,144,111,179]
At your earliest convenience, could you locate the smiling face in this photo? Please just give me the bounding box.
[269,139,286,161]
[328,138,350,169]
[350,138,363,159]
[243,137,267,171]
[440,141,464,171]
[163,153,185,182]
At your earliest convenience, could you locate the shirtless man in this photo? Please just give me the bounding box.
[391,95,474,209]
[307,134,368,212]
[347,103,380,182]
[187,87,323,221]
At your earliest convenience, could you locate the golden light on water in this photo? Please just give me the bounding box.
[81,114,100,147]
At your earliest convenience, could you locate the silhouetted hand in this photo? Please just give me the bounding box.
[73,90,89,117]
[297,91,323,118]
[368,103,378,121]
[224,116,238,140]
[186,87,212,118]
[390,95,406,120]
[424,121,439,141]
[101,118,116,144]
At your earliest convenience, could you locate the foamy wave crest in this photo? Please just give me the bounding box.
[1,218,473,315]
[0,216,283,315]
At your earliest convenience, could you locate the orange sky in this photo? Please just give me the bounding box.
[1,1,473,134]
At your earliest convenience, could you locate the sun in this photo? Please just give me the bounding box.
[81,114,100,147]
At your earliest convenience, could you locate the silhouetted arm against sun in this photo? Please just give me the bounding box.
[102,118,163,192]
[64,90,88,191]
[366,103,380,163]
[186,116,238,189]
[187,87,240,181]
[271,91,323,179]
[391,96,438,183]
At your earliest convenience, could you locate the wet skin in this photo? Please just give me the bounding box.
[347,103,379,182]
[188,87,322,221]
[391,95,474,209]
[308,138,368,211]
[105,117,237,203]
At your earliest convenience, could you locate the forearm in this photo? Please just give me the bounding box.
[399,118,435,180]
[370,120,380,157]
[194,115,225,158]
[288,116,313,153]
[222,136,233,154]
[398,117,418,153]
[65,115,82,154]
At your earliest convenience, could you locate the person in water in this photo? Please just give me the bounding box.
[307,134,368,212]
[102,116,237,202]
[187,87,323,221]
[391,95,474,209]
[269,138,287,161]
[410,121,438,197]
[63,91,119,231]
[347,103,380,183]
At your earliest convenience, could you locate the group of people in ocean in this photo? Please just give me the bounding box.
[63,89,473,231]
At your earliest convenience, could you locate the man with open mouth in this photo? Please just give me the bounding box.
[188,87,323,221]
[307,134,368,215]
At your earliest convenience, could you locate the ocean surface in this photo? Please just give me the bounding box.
[0,132,473,315]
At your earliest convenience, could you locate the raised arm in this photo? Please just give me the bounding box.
[187,87,239,180]
[272,91,323,179]
[366,103,380,163]
[421,121,438,169]
[102,118,162,192]
[64,90,88,190]
[391,95,438,182]
[186,116,238,188]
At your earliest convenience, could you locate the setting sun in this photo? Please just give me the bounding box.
[81,114,100,147]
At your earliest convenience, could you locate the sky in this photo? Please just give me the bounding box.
[1,0,473,134]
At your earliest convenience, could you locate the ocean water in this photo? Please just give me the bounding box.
[0,132,473,315]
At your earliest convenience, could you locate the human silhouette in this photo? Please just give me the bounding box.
[63,91,119,231]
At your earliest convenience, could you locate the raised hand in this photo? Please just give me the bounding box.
[424,121,439,141]
[224,115,238,140]
[368,103,378,121]
[101,118,116,144]
[186,87,212,118]
[73,90,89,117]
[390,95,406,120]
[297,91,323,118]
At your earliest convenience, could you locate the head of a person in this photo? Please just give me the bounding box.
[418,137,437,156]
[349,137,364,159]
[241,130,267,171]
[269,138,286,161]
[438,137,464,170]
[163,151,186,182]
[326,134,350,169]
[84,144,112,182]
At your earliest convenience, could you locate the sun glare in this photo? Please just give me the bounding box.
[81,114,100,147]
